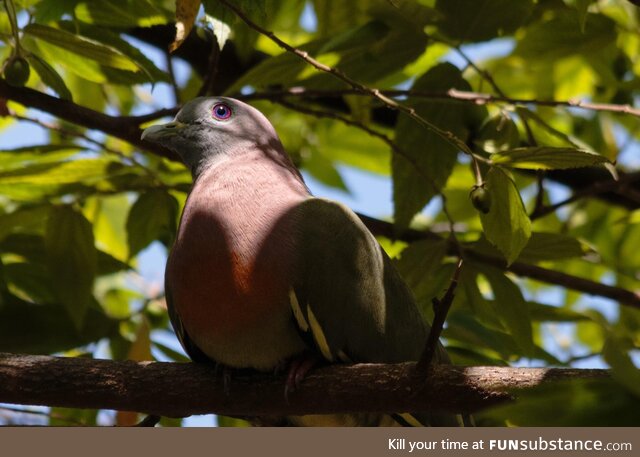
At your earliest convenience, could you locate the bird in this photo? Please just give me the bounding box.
[141,96,459,426]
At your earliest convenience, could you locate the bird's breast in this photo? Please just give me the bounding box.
[166,167,308,369]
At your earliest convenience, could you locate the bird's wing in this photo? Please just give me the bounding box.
[289,198,459,426]
[289,197,443,365]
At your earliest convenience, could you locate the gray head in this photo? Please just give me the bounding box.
[142,97,290,178]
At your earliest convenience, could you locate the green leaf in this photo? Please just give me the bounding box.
[25,53,73,100]
[517,232,593,263]
[469,232,592,263]
[393,63,485,229]
[0,157,127,200]
[0,294,116,354]
[603,335,640,397]
[435,0,534,42]
[444,311,520,360]
[74,0,169,27]
[475,113,520,153]
[575,0,595,33]
[396,237,448,301]
[528,302,591,322]
[23,23,140,71]
[491,147,610,170]
[481,267,534,356]
[0,205,50,242]
[0,143,80,169]
[23,35,108,83]
[4,261,56,304]
[45,206,97,329]
[516,13,616,61]
[303,149,348,191]
[479,167,531,265]
[68,21,168,84]
[311,121,391,175]
[126,190,179,258]
[482,379,640,426]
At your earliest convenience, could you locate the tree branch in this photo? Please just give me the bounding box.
[0,353,609,417]
[355,214,640,310]
[0,79,178,162]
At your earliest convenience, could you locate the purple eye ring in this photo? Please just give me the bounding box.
[212,103,232,120]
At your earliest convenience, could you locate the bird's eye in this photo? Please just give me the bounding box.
[212,103,232,120]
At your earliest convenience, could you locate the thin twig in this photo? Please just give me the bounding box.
[531,171,546,218]
[416,258,464,374]
[165,51,181,106]
[531,170,640,220]
[238,87,640,118]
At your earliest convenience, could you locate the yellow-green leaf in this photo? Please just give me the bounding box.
[491,146,610,170]
[24,23,140,71]
[25,53,72,100]
[479,167,531,265]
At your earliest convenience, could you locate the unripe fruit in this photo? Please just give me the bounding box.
[470,185,492,214]
[3,56,30,87]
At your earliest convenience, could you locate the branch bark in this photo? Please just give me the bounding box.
[0,353,609,418]
[0,79,178,162]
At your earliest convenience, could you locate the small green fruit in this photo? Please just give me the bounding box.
[3,57,30,87]
[470,185,492,214]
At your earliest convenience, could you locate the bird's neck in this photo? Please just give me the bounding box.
[190,149,310,218]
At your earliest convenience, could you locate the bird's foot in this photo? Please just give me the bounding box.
[284,352,318,403]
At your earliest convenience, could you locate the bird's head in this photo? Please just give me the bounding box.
[141,97,287,178]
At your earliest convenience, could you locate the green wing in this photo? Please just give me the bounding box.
[290,198,445,365]
[289,198,459,426]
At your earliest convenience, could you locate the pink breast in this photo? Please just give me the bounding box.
[166,186,303,346]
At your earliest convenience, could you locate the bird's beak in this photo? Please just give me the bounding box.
[141,120,187,141]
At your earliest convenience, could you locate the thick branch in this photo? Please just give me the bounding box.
[0,79,178,162]
[0,353,609,417]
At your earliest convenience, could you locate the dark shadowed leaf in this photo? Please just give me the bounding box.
[436,0,534,42]
[603,335,640,397]
[481,267,534,357]
[475,113,520,153]
[482,379,640,426]
[396,237,448,301]
[515,13,616,61]
[469,232,592,264]
[528,302,591,322]
[45,205,97,328]
[0,293,116,354]
[126,190,179,258]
